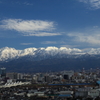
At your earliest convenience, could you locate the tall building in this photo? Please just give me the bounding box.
[63,70,74,80]
[6,72,17,79]
[0,67,6,78]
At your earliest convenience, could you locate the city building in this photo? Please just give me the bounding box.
[0,67,6,78]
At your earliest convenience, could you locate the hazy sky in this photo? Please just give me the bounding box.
[0,0,100,49]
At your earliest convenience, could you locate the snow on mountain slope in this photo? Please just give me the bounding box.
[0,47,20,61]
[20,47,37,56]
[0,46,100,61]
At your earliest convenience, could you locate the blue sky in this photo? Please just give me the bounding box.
[0,0,100,49]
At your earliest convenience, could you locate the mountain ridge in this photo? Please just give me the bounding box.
[0,46,100,62]
[0,47,100,72]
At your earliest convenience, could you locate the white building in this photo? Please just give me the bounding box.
[88,89,99,98]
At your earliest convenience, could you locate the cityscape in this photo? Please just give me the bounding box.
[0,0,100,99]
[0,67,100,99]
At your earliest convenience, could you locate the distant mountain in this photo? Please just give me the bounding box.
[0,47,100,72]
[1,46,100,62]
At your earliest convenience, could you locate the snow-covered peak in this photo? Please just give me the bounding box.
[44,47,59,56]
[59,47,71,50]
[59,47,82,55]
[45,46,58,51]
[0,46,100,61]
[20,47,37,56]
[0,47,20,61]
[83,48,100,54]
[38,47,45,50]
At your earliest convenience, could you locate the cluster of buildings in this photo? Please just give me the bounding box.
[0,68,100,99]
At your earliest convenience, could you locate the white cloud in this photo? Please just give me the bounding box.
[79,0,100,9]
[22,32,61,36]
[20,43,34,45]
[41,41,57,44]
[0,19,54,32]
[23,2,33,6]
[68,32,100,45]
[0,19,61,36]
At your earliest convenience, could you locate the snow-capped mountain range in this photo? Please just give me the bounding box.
[0,46,100,62]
